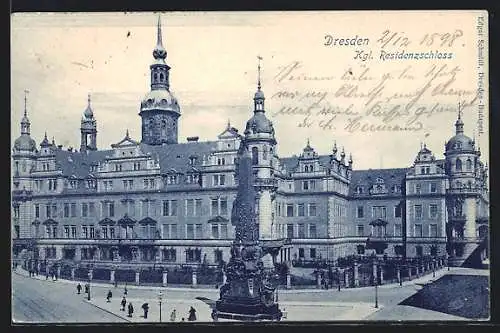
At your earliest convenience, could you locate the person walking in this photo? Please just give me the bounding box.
[121,296,127,311]
[124,285,128,296]
[170,309,177,322]
[107,290,113,303]
[77,283,82,294]
[127,302,134,318]
[85,283,89,294]
[141,302,149,319]
[188,306,197,321]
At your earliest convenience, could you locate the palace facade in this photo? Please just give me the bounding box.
[11,18,489,270]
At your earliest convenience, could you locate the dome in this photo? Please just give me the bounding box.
[14,134,37,152]
[83,105,93,119]
[140,89,180,114]
[446,133,475,152]
[244,111,274,135]
[254,89,265,100]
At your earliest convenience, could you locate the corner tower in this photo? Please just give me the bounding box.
[80,93,97,152]
[139,15,181,145]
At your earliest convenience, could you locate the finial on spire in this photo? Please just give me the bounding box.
[125,129,130,138]
[44,132,48,140]
[257,55,263,90]
[24,89,29,117]
[227,119,231,129]
[157,13,163,47]
[307,138,310,147]
[88,93,91,106]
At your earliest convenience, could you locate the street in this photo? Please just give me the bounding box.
[12,267,483,323]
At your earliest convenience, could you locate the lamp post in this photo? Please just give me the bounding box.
[432,258,436,278]
[158,290,163,323]
[374,260,378,309]
[87,271,91,301]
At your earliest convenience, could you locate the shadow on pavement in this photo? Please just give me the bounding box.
[398,274,489,319]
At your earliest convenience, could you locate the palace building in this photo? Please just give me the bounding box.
[11,17,489,271]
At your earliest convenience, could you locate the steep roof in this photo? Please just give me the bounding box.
[55,149,111,178]
[279,154,332,174]
[349,168,408,196]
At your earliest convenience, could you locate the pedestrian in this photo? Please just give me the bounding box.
[127,302,134,317]
[107,290,113,302]
[141,302,149,319]
[170,309,176,322]
[46,271,49,280]
[188,306,197,321]
[77,283,82,294]
[85,283,89,294]
[124,285,128,296]
[121,296,127,311]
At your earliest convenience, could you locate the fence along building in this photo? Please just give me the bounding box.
[12,17,489,272]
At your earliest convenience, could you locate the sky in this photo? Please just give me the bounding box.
[11,11,489,170]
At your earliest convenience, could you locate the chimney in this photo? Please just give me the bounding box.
[187,136,199,142]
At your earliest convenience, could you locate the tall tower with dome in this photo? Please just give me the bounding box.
[80,94,97,152]
[139,15,181,145]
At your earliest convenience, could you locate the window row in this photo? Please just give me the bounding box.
[414,182,439,194]
[356,224,402,237]
[277,203,317,217]
[356,205,402,219]
[413,204,439,219]
[277,223,317,239]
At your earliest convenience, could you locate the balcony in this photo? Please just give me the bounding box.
[446,188,478,195]
[449,215,467,223]
[449,236,483,244]
[254,178,278,188]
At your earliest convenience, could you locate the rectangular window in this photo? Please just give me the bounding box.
[430,204,438,218]
[287,224,294,238]
[186,199,195,217]
[34,204,40,218]
[394,205,402,218]
[414,224,423,237]
[298,248,305,258]
[71,226,77,238]
[46,204,51,218]
[45,226,51,238]
[310,248,316,259]
[302,181,309,190]
[64,203,70,218]
[394,224,402,237]
[142,201,149,217]
[89,226,95,238]
[110,227,115,239]
[308,203,317,216]
[71,203,77,217]
[309,180,316,190]
[89,202,95,217]
[64,226,70,238]
[357,225,364,236]
[195,224,202,239]
[186,224,194,239]
[372,206,387,219]
[212,224,219,239]
[211,199,219,216]
[298,223,306,238]
[220,198,228,216]
[51,204,57,217]
[170,224,177,239]
[82,203,88,217]
[102,227,108,239]
[195,199,202,216]
[297,203,305,217]
[82,226,88,239]
[109,202,115,217]
[309,224,317,238]
[415,183,421,194]
[221,224,228,238]
[52,226,57,238]
[429,224,438,237]
[162,200,177,216]
[357,206,364,218]
[286,204,294,217]
[430,182,437,193]
[414,205,423,219]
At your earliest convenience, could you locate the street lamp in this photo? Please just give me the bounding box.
[87,271,92,301]
[374,260,378,309]
[158,290,163,322]
[432,258,436,278]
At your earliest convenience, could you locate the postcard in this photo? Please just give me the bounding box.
[11,11,489,323]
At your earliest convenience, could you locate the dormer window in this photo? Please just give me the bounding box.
[376,177,384,184]
[189,157,197,166]
[356,186,364,194]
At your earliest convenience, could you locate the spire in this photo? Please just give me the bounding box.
[227,119,231,129]
[332,141,338,156]
[40,131,50,147]
[21,89,31,135]
[83,93,94,119]
[455,101,464,134]
[125,128,130,139]
[253,56,265,112]
[152,14,167,61]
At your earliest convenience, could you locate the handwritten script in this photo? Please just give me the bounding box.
[270,61,477,133]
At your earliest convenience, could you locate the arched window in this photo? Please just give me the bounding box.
[304,165,309,172]
[466,159,472,171]
[159,73,164,82]
[455,158,462,171]
[154,73,158,82]
[251,147,258,165]
[309,164,314,172]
